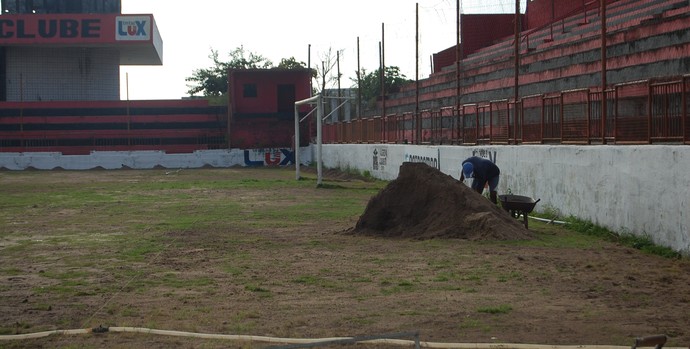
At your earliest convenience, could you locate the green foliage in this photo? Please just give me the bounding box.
[565,217,682,259]
[185,46,307,97]
[354,66,411,111]
[277,57,308,70]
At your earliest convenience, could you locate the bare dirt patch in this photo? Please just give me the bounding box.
[0,167,689,349]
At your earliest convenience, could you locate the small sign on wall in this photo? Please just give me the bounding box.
[116,16,151,41]
[373,147,388,172]
[243,148,295,167]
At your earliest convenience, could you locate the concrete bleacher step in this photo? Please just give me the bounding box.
[527,0,687,52]
[442,0,689,78]
[461,1,610,63]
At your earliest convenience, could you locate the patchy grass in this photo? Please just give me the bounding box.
[0,167,688,349]
[477,304,513,314]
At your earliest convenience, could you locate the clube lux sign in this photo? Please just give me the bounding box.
[0,14,151,43]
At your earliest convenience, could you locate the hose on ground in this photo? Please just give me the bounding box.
[0,326,684,349]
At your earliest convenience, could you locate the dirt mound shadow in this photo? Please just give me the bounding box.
[349,162,532,240]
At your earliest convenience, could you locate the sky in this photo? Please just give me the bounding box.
[119,0,526,100]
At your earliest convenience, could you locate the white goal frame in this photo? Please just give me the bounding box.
[294,94,323,184]
[294,94,355,186]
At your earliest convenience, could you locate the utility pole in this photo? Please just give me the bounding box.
[416,3,421,144]
[514,0,520,104]
[601,0,607,144]
[357,37,361,119]
[456,0,462,143]
[381,23,386,123]
[337,50,341,122]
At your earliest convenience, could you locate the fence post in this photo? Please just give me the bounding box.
[558,92,565,144]
[680,76,689,144]
[647,80,652,144]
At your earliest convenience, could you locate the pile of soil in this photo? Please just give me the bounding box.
[349,162,533,240]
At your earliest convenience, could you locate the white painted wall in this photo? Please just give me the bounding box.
[320,144,690,255]
[1,144,688,255]
[0,147,312,170]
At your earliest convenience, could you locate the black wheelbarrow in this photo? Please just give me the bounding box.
[498,194,540,229]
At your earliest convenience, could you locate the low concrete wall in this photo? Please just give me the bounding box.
[2,144,688,255]
[320,144,690,255]
[0,147,312,170]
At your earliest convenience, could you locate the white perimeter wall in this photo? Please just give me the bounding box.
[0,147,312,170]
[320,144,690,255]
[1,144,688,255]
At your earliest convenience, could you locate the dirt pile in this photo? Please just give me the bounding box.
[349,162,532,240]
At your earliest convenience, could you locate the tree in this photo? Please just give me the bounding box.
[277,57,307,70]
[313,47,343,94]
[185,46,273,97]
[355,66,411,110]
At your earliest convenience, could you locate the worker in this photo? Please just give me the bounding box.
[460,156,500,204]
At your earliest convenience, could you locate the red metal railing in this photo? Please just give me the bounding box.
[322,75,690,146]
[615,81,649,144]
[650,79,684,143]
[521,95,543,143]
[562,89,589,144]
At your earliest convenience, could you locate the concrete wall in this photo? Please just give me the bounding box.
[2,144,688,255]
[0,147,312,170]
[320,144,690,255]
[6,47,120,101]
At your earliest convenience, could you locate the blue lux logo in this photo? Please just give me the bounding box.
[117,20,147,37]
[243,149,295,166]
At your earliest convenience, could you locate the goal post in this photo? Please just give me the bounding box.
[294,94,323,185]
[294,93,356,186]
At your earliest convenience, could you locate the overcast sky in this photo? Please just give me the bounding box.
[119,0,526,100]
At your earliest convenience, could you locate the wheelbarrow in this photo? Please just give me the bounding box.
[498,194,540,229]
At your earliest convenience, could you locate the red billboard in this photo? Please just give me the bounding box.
[0,13,154,45]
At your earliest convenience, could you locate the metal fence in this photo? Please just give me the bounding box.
[323,75,690,145]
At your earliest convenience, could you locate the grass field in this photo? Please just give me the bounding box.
[1,167,688,349]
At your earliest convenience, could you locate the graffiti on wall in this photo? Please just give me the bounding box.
[243,148,295,167]
[471,149,498,164]
[372,147,388,172]
[404,147,440,169]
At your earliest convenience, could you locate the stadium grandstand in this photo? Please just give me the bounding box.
[323,0,690,146]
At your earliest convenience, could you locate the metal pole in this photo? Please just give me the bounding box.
[456,0,462,143]
[514,0,520,103]
[294,95,320,181]
[381,23,386,122]
[379,41,383,109]
[227,70,233,148]
[321,61,326,93]
[416,3,420,144]
[294,103,301,180]
[316,94,323,186]
[601,0,607,144]
[550,0,554,41]
[337,50,341,122]
[308,44,312,97]
[357,37,361,119]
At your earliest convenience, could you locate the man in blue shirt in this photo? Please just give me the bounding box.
[460,156,501,204]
